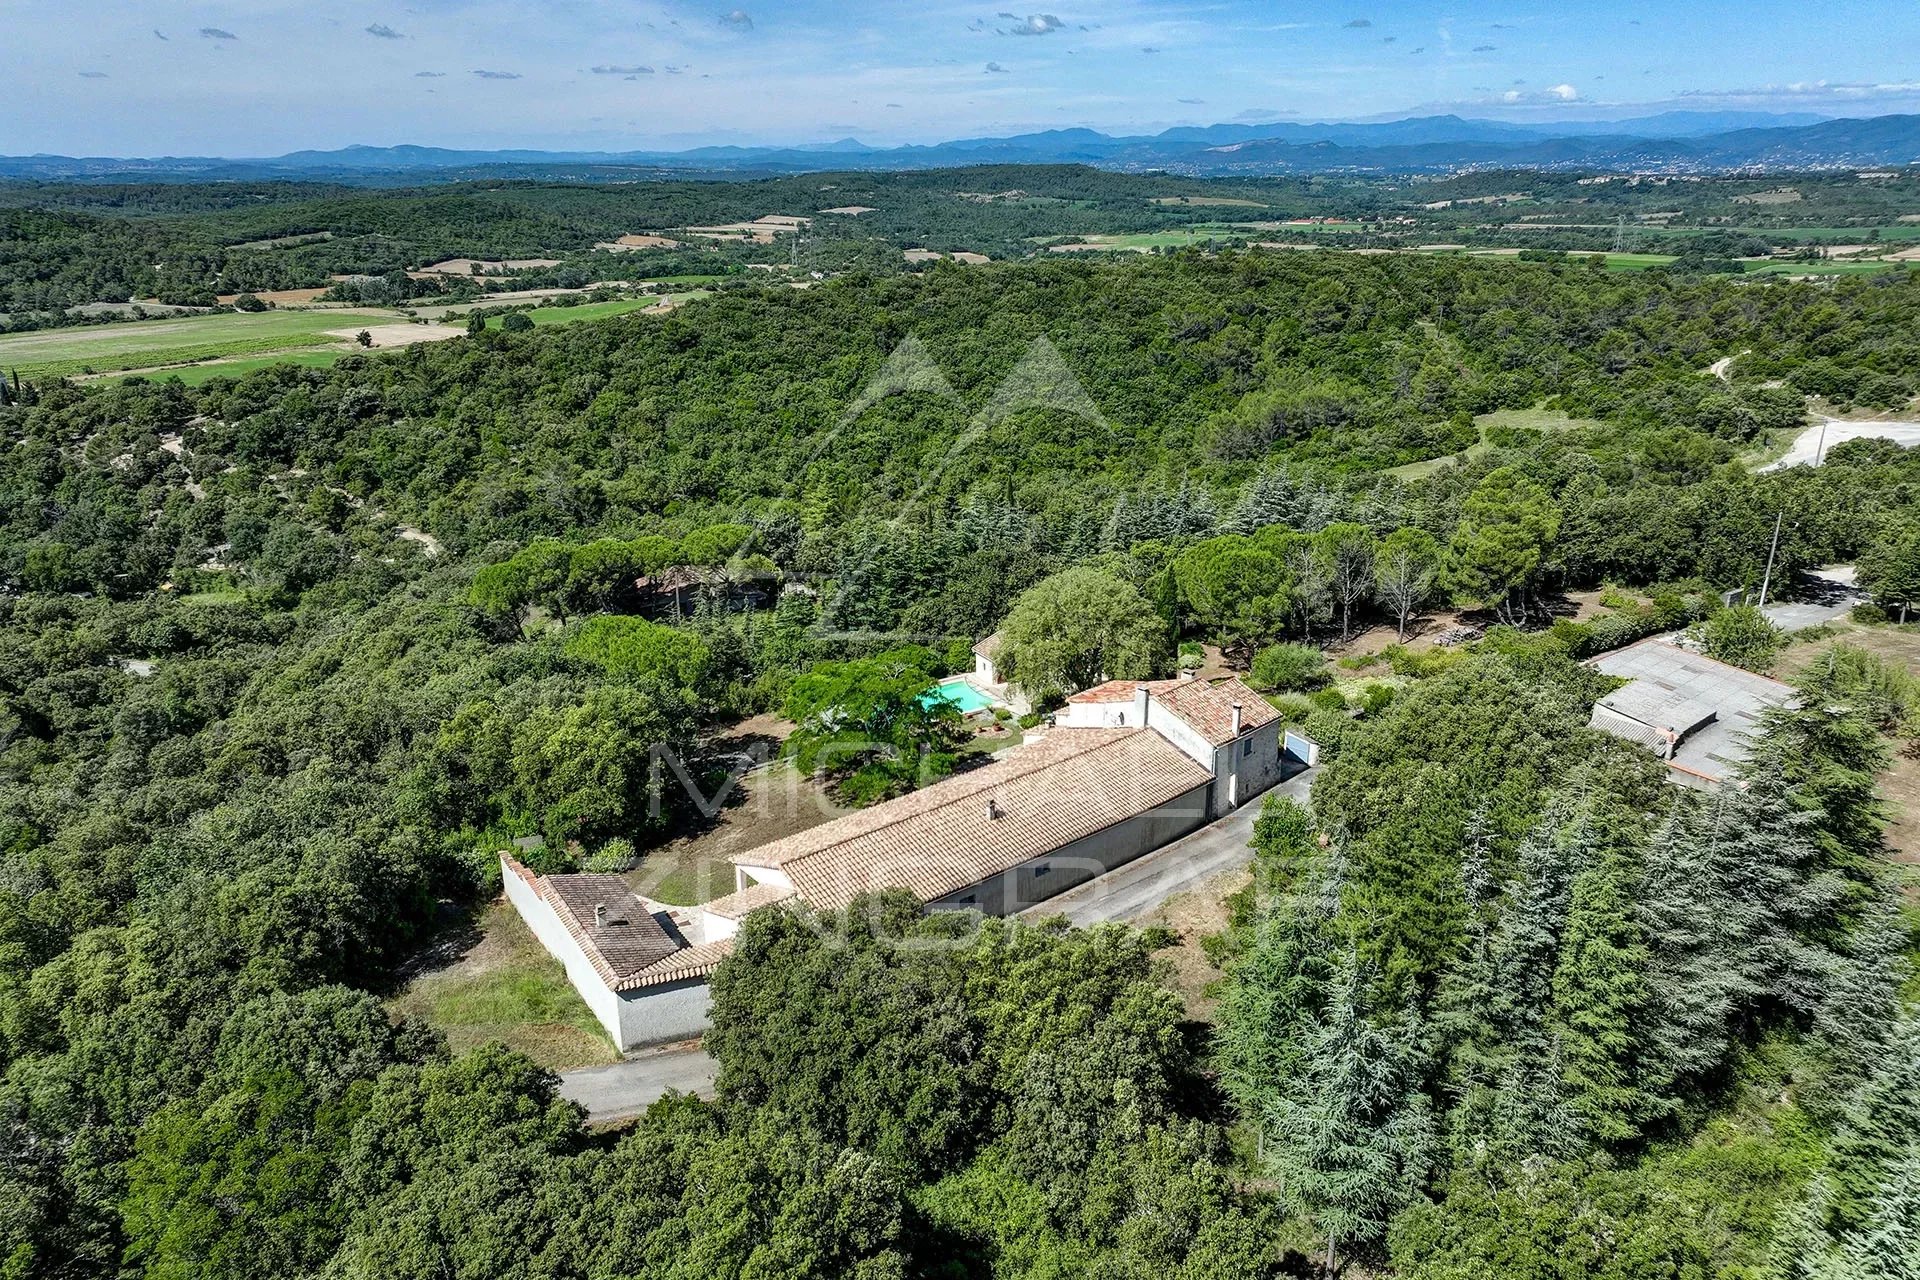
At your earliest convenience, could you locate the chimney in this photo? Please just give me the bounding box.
[986,798,1002,821]
[1231,702,1243,736]
[594,903,607,927]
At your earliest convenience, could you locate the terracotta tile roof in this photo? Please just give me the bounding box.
[971,630,1004,659]
[1066,677,1184,704]
[615,936,734,990]
[1153,675,1278,746]
[737,728,1213,911]
[540,872,683,985]
[699,880,798,920]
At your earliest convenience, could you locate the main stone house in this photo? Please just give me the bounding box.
[503,672,1293,1052]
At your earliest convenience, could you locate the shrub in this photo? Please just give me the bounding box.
[1017,711,1042,729]
[1360,683,1396,716]
[584,838,639,872]
[1250,642,1328,692]
[1269,693,1316,722]
[1308,687,1348,712]
[1300,706,1352,758]
[501,311,535,333]
[1702,605,1784,672]
[1177,640,1205,670]
[1598,585,1638,610]
[1852,602,1890,625]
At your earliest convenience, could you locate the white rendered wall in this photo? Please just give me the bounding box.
[616,979,712,1048]
[500,857,626,1049]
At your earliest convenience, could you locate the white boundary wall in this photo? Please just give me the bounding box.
[499,857,715,1051]
[501,857,625,1047]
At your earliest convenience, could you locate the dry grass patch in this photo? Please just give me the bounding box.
[1142,866,1249,1021]
[1777,621,1920,870]
[389,902,618,1071]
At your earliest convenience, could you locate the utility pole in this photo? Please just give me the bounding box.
[1757,511,1784,608]
[1814,416,1831,467]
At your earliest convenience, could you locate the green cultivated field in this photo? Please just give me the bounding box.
[0,308,390,379]
[1744,258,1906,277]
[472,292,709,329]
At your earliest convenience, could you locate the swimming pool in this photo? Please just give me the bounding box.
[920,678,998,715]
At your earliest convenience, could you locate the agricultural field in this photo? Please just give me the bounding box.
[6,283,722,383]
[107,349,350,386]
[469,291,709,330]
[0,307,397,379]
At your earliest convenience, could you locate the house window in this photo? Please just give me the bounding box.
[957,893,976,905]
[1242,738,1254,759]
[1034,862,1052,877]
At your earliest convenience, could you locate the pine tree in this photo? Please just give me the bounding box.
[1266,947,1435,1274]
[1435,807,1504,1168]
[1839,1145,1920,1280]
[1830,1014,1920,1232]
[1751,661,1893,879]
[1214,838,1347,1121]
[1551,816,1653,1146]
[1634,805,1745,1106]
[1811,887,1912,1104]
[1226,466,1312,534]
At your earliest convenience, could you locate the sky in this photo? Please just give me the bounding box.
[8,0,1920,156]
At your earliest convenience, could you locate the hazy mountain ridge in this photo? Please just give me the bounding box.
[3,112,1912,182]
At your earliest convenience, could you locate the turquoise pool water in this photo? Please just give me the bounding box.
[921,679,997,714]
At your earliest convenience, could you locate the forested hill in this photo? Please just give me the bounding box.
[18,251,1918,559]
[3,249,1920,1275]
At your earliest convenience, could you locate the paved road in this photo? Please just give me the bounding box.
[1019,767,1316,927]
[1764,418,1920,471]
[1762,566,1864,633]
[559,1044,716,1123]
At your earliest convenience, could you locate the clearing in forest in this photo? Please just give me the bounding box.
[1149,195,1268,207]
[1385,407,1601,481]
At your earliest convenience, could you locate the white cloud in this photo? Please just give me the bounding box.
[1003,13,1063,37]
[1501,83,1580,103]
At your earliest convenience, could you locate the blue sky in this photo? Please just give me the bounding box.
[9,0,1920,155]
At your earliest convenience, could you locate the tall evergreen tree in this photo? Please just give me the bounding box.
[1550,814,1653,1146]
[1434,807,1504,1169]
[1265,947,1435,1274]
[1214,838,1347,1124]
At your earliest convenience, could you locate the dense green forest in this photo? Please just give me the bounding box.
[1,246,1919,1275]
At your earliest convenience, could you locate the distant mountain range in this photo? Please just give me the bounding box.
[5,112,1917,182]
